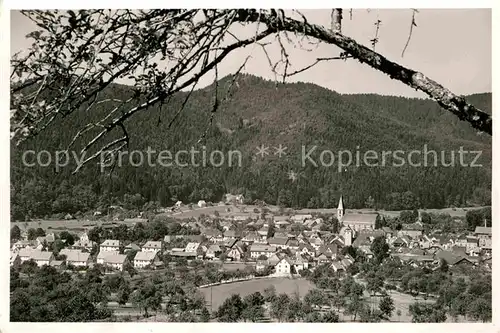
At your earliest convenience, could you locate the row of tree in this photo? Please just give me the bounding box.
[375,207,490,234]
[10,258,214,322]
[11,169,490,220]
[354,251,492,322]
[215,287,342,322]
[11,264,112,321]
[86,219,201,245]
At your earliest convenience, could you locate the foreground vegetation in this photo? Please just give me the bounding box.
[10,206,491,322]
[11,240,491,323]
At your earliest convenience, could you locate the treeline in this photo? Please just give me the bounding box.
[10,261,211,322]
[10,75,492,220]
[11,264,113,321]
[376,207,491,233]
[215,287,342,322]
[10,256,274,322]
[309,241,492,323]
[86,218,201,244]
[353,253,492,322]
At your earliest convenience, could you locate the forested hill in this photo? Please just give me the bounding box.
[10,74,492,220]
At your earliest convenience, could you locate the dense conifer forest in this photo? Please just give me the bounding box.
[10,75,492,220]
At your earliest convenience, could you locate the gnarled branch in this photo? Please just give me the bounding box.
[237,10,492,135]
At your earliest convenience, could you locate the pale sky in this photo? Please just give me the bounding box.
[10,9,492,97]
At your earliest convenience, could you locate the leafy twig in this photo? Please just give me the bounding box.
[402,9,418,57]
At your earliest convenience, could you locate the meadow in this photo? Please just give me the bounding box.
[199,277,314,311]
[11,204,481,232]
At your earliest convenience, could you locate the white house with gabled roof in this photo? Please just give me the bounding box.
[103,253,128,270]
[30,250,54,267]
[142,241,162,253]
[60,249,91,267]
[274,256,293,276]
[249,244,276,259]
[133,251,158,269]
[185,242,200,253]
[10,252,21,267]
[100,239,120,252]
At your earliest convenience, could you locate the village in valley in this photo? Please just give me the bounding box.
[8,7,493,325]
[10,192,493,323]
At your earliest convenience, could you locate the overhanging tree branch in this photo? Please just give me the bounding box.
[10,9,491,173]
[237,10,492,135]
[76,27,273,162]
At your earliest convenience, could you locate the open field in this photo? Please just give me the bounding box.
[378,207,487,218]
[363,290,474,323]
[199,276,476,323]
[169,204,273,219]
[221,262,256,271]
[163,204,485,220]
[355,277,476,323]
[103,277,475,322]
[199,277,314,311]
[10,219,139,232]
[364,291,433,322]
[11,205,487,232]
[354,276,425,322]
[296,207,487,218]
[198,276,421,322]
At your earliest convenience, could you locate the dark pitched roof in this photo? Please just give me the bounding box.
[402,223,424,231]
[268,237,288,246]
[436,235,453,244]
[222,238,238,248]
[342,213,378,224]
[224,229,238,237]
[352,230,383,246]
[409,248,426,256]
[277,256,294,266]
[451,246,467,257]
[317,244,338,256]
[185,235,204,243]
[392,237,408,245]
[434,250,470,266]
[299,243,315,251]
[204,229,223,237]
[474,226,492,235]
[330,238,345,248]
[466,236,478,242]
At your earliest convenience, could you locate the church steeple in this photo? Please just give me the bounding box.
[337,195,345,220]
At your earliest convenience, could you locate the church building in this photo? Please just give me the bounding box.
[337,196,378,231]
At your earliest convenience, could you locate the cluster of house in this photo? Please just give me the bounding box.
[10,231,163,271]
[171,193,245,212]
[162,196,493,274]
[10,196,493,275]
[161,227,356,276]
[154,197,364,275]
[94,239,163,270]
[384,223,492,268]
[11,233,58,267]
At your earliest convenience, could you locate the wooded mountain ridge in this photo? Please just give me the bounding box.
[10,74,492,219]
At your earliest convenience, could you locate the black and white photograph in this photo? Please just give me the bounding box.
[6,5,494,325]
